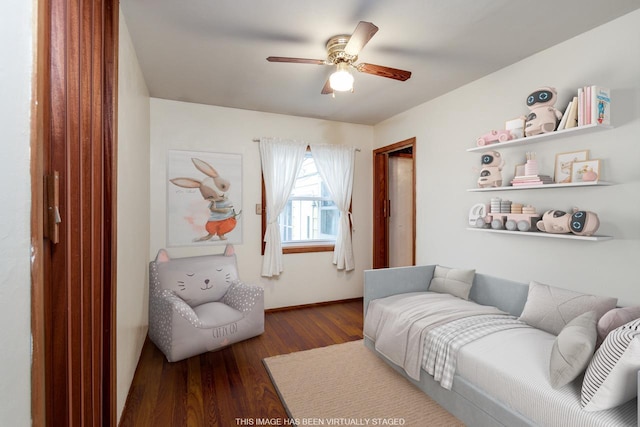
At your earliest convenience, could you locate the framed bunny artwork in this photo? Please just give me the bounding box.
[167,149,243,247]
[553,150,589,184]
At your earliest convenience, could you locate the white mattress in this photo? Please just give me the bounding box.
[456,328,637,427]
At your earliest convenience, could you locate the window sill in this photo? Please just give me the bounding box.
[282,244,335,254]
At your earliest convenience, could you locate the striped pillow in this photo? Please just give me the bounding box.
[581,318,640,411]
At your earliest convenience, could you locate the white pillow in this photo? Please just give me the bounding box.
[549,311,597,389]
[581,318,640,411]
[428,265,475,300]
[518,281,617,335]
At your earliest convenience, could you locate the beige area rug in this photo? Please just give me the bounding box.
[263,340,464,427]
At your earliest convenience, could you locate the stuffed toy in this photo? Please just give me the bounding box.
[536,208,600,236]
[477,150,504,188]
[524,87,563,137]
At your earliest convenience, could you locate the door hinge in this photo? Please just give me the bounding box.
[44,172,61,244]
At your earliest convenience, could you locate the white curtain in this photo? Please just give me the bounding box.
[309,144,356,271]
[259,137,307,277]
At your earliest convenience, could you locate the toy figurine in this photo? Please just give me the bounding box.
[536,208,600,236]
[476,129,513,146]
[477,150,504,188]
[524,87,563,137]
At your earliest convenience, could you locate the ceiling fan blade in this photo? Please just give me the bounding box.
[266,56,326,65]
[321,78,333,95]
[356,63,412,81]
[344,21,378,56]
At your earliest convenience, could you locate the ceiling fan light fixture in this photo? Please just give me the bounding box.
[329,62,354,92]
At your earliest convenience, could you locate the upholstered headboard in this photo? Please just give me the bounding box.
[363,265,529,317]
[469,273,529,317]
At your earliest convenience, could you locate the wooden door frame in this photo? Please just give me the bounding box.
[30,0,48,423]
[372,138,416,269]
[31,0,118,425]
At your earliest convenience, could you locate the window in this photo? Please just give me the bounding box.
[261,152,339,254]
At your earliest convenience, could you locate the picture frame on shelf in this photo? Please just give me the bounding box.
[554,150,589,183]
[571,159,601,183]
[514,163,525,177]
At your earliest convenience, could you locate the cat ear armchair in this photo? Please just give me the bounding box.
[148,245,264,362]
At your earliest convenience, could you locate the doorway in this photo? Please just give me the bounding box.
[372,138,416,269]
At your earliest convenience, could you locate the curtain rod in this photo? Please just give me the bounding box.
[252,138,361,151]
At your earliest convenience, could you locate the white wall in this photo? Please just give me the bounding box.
[116,8,150,421]
[150,99,373,308]
[374,10,640,306]
[0,0,33,425]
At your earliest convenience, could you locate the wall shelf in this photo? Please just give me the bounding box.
[466,123,612,152]
[466,119,613,242]
[467,181,612,192]
[467,227,612,241]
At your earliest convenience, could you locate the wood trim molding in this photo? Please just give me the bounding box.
[372,151,389,268]
[265,297,363,313]
[30,0,49,424]
[283,245,335,254]
[372,138,416,268]
[103,0,119,422]
[373,137,415,155]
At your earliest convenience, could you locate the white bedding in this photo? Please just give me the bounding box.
[364,292,505,380]
[456,328,637,427]
[421,314,530,390]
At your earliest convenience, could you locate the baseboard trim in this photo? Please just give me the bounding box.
[265,297,363,313]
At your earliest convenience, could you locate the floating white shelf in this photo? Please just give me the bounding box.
[466,123,613,152]
[467,227,612,241]
[467,181,612,192]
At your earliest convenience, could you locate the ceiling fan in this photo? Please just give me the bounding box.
[266,21,412,95]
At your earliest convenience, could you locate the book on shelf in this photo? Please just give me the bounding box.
[565,96,579,128]
[577,87,584,127]
[585,86,592,125]
[512,181,552,186]
[557,99,573,130]
[511,174,553,186]
[591,86,610,125]
[573,85,611,128]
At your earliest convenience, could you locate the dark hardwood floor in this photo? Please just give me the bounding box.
[119,299,364,426]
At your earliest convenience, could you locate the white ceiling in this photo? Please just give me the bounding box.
[120,0,640,125]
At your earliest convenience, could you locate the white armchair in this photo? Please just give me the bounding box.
[148,245,264,362]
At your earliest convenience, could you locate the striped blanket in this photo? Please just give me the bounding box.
[422,314,531,390]
[364,292,507,380]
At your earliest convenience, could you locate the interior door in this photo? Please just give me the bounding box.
[372,150,389,268]
[388,153,414,267]
[372,138,416,269]
[31,0,119,425]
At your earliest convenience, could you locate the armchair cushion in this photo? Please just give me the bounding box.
[193,302,244,328]
[154,245,239,307]
[223,281,264,314]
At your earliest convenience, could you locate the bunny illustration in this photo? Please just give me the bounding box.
[170,158,241,241]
